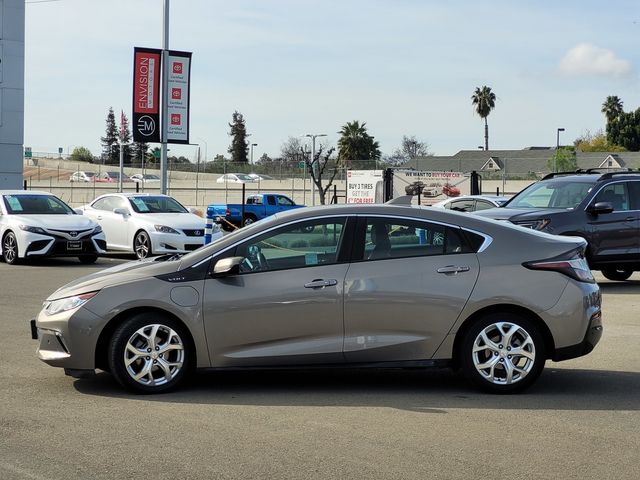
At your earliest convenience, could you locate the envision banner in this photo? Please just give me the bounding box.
[166,50,192,144]
[132,47,162,143]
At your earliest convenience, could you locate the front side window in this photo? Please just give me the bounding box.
[449,199,475,212]
[475,200,495,211]
[235,218,347,273]
[594,182,630,211]
[358,217,470,261]
[506,180,594,209]
[128,196,188,213]
[277,196,294,206]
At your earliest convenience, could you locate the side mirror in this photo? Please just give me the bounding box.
[212,256,244,277]
[113,208,130,216]
[73,208,83,215]
[588,202,614,215]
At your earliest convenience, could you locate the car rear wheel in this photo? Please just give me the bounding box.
[460,313,545,393]
[78,255,98,264]
[2,232,20,265]
[108,313,192,394]
[134,230,152,259]
[243,215,256,227]
[601,268,633,281]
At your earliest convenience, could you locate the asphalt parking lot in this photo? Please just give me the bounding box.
[0,258,638,480]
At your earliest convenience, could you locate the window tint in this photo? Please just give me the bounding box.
[277,196,294,206]
[235,218,346,273]
[92,197,113,211]
[449,199,475,212]
[266,196,276,206]
[507,181,594,209]
[474,200,495,211]
[594,182,630,211]
[357,217,476,261]
[628,182,640,210]
[128,196,187,213]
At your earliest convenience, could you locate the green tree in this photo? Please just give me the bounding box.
[228,111,249,163]
[69,146,95,163]
[100,107,118,164]
[607,109,640,152]
[471,86,496,151]
[574,129,625,152]
[602,95,623,123]
[337,120,381,169]
[131,141,149,166]
[117,111,133,164]
[547,147,577,172]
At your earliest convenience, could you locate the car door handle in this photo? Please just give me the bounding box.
[625,217,635,222]
[437,265,470,274]
[304,279,338,289]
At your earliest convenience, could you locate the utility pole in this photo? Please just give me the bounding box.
[160,0,170,194]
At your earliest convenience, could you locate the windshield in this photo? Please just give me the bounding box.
[128,196,188,214]
[506,180,595,209]
[3,194,75,215]
[85,172,96,177]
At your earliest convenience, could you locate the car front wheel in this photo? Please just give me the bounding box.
[108,313,192,394]
[134,230,152,259]
[460,313,545,393]
[2,232,20,265]
[601,268,633,281]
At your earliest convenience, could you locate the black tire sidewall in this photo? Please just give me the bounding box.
[460,313,546,393]
[108,313,193,394]
[2,232,19,265]
[134,230,151,259]
[601,268,633,281]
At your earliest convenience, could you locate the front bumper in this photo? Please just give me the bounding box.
[20,230,107,258]
[149,230,222,253]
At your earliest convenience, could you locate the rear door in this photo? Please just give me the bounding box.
[343,216,479,362]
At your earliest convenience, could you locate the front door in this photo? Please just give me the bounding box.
[343,216,479,362]
[203,216,352,367]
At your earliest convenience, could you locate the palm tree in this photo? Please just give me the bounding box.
[337,121,380,168]
[471,86,496,151]
[601,96,623,123]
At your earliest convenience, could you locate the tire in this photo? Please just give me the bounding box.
[243,215,256,227]
[2,232,20,265]
[133,230,152,259]
[460,313,546,393]
[78,255,98,264]
[108,312,192,394]
[601,268,633,281]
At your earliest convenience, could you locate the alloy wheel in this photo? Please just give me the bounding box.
[3,233,18,264]
[471,321,536,385]
[124,324,185,387]
[134,231,151,259]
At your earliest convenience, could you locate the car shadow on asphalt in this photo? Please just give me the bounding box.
[73,366,640,413]
[597,279,640,295]
[14,255,135,268]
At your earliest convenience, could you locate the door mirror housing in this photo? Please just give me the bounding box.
[113,207,130,216]
[588,202,614,215]
[212,256,244,276]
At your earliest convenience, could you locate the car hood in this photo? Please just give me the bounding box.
[46,257,182,301]
[134,213,206,229]
[11,214,97,230]
[473,207,563,221]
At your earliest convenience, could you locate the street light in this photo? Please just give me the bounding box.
[556,128,565,172]
[250,143,258,164]
[303,133,327,206]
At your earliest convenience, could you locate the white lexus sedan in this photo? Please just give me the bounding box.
[80,193,222,259]
[0,190,106,265]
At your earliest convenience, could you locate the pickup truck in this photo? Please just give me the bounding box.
[207,193,304,230]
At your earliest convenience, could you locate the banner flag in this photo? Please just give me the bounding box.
[166,50,192,144]
[132,47,162,143]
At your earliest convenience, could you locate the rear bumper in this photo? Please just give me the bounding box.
[553,310,603,361]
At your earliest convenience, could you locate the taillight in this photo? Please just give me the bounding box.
[523,248,595,283]
[225,208,230,216]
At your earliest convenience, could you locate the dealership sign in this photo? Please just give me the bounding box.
[166,50,192,144]
[132,47,162,143]
[346,170,384,203]
[392,170,469,205]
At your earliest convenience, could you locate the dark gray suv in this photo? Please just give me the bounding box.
[475,171,640,281]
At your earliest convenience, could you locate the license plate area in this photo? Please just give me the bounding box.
[67,241,82,250]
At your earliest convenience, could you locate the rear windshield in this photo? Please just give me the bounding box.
[3,194,74,215]
[506,180,595,209]
[128,196,188,214]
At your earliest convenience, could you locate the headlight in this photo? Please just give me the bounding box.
[92,225,103,234]
[512,219,550,230]
[44,292,98,316]
[19,224,47,235]
[155,225,180,234]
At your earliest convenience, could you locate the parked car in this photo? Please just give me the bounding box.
[80,193,222,259]
[432,195,508,212]
[216,173,258,184]
[0,190,106,265]
[97,171,134,183]
[69,171,96,182]
[32,200,602,394]
[207,193,303,230]
[130,174,161,183]
[248,173,275,181]
[474,170,640,281]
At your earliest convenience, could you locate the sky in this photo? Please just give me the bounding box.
[23,0,640,161]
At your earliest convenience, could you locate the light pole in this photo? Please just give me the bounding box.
[250,143,257,164]
[160,0,170,195]
[303,133,327,206]
[555,128,565,172]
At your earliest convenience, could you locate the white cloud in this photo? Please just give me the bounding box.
[559,43,633,78]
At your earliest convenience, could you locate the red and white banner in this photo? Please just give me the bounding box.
[132,47,162,143]
[166,50,192,144]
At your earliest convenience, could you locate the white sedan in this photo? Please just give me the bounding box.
[0,190,106,265]
[431,195,509,212]
[216,173,258,184]
[69,171,97,182]
[130,174,161,183]
[80,193,222,259]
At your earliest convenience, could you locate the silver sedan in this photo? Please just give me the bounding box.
[32,201,602,394]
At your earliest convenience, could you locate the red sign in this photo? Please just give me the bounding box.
[172,62,183,74]
[132,47,162,143]
[171,114,181,125]
[172,88,182,100]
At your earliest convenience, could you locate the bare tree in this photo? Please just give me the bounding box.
[304,144,339,205]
